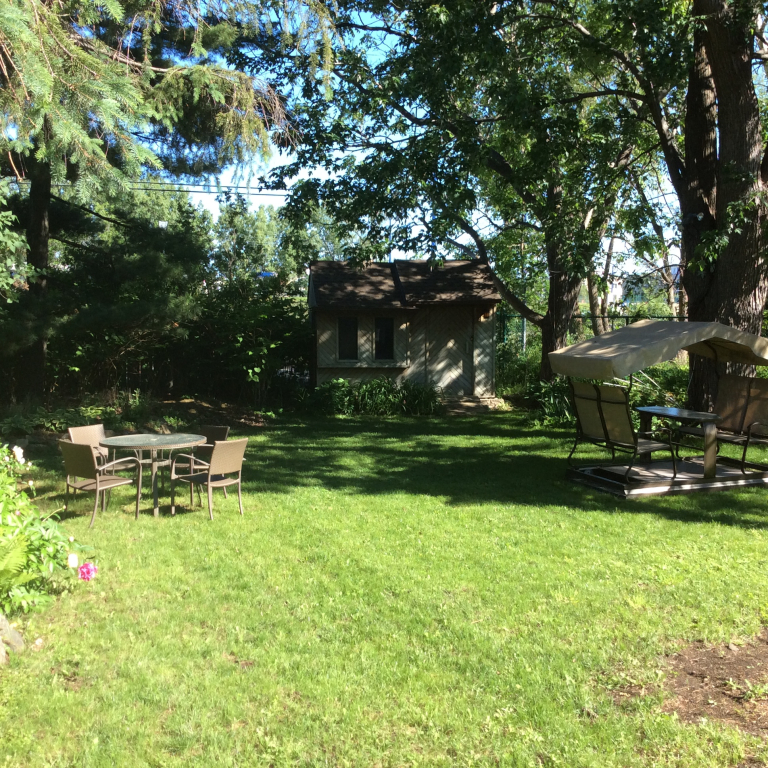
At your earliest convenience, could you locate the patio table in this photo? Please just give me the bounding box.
[635,406,722,479]
[100,433,205,517]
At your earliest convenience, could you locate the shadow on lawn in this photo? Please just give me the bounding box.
[247,414,768,531]
[28,412,768,531]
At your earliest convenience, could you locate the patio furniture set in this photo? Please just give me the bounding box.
[552,320,768,497]
[59,424,247,526]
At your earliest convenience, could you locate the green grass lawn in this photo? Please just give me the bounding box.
[3,412,768,766]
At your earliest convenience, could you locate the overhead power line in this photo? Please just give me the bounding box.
[9,179,290,197]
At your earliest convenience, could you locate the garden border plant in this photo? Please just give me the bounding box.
[309,377,444,416]
[0,444,89,618]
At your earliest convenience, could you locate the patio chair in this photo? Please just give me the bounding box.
[59,439,142,527]
[568,381,677,481]
[195,425,231,463]
[170,438,247,520]
[68,423,109,466]
[173,425,230,469]
[171,425,231,497]
[676,374,768,472]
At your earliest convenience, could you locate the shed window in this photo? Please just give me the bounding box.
[338,317,358,360]
[375,317,395,360]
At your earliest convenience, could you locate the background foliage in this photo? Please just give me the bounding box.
[0,186,318,407]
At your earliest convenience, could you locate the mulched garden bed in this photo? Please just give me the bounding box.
[662,629,768,738]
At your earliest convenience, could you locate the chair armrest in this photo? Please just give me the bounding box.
[638,426,676,448]
[746,421,768,439]
[171,453,210,476]
[101,456,141,473]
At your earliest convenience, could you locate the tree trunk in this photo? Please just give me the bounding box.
[677,21,720,409]
[677,3,767,409]
[587,235,614,337]
[587,272,604,336]
[700,0,767,332]
[16,149,52,402]
[599,236,614,329]
[664,266,676,314]
[538,238,582,381]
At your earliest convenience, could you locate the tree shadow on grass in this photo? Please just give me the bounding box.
[244,414,768,531]
[28,412,768,531]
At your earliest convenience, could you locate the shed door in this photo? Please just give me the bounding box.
[427,307,473,396]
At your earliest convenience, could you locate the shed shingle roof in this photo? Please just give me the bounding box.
[309,259,501,309]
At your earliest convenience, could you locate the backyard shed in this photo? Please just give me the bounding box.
[308,260,501,396]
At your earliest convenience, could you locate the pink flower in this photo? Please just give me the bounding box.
[78,562,98,581]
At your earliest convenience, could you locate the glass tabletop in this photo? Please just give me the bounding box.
[99,433,206,450]
[635,406,722,423]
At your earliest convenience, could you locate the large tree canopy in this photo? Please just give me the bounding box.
[501,0,768,405]
[248,0,768,396]
[6,0,768,404]
[251,0,664,378]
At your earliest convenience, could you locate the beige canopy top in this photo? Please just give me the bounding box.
[549,319,768,380]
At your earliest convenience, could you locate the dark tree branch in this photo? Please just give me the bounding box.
[529,12,687,192]
[334,66,541,209]
[50,194,135,229]
[445,236,475,257]
[558,88,645,104]
[451,214,545,325]
[336,21,415,41]
[50,234,109,254]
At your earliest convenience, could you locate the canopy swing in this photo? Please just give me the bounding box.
[549,319,768,379]
[547,320,768,497]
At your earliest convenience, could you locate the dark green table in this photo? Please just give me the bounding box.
[100,433,205,517]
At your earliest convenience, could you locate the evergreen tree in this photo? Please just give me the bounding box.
[0,0,332,399]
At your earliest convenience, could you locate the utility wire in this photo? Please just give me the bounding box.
[10,179,290,197]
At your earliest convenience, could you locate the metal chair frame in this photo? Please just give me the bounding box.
[170,438,247,520]
[59,439,142,527]
[567,380,677,481]
[67,423,110,466]
[675,374,768,474]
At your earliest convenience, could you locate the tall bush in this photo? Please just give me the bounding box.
[0,446,83,614]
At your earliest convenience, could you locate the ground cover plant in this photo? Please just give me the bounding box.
[2,412,768,766]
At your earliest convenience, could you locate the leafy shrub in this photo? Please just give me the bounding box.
[528,378,575,425]
[310,378,443,416]
[0,445,85,614]
[313,379,356,415]
[269,370,311,410]
[495,334,541,397]
[0,390,177,438]
[115,389,157,426]
[0,537,34,603]
[527,360,690,427]
[356,378,402,415]
[0,404,118,438]
[632,362,689,407]
[399,380,443,415]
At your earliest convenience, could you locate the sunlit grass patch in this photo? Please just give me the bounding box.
[3,413,768,766]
